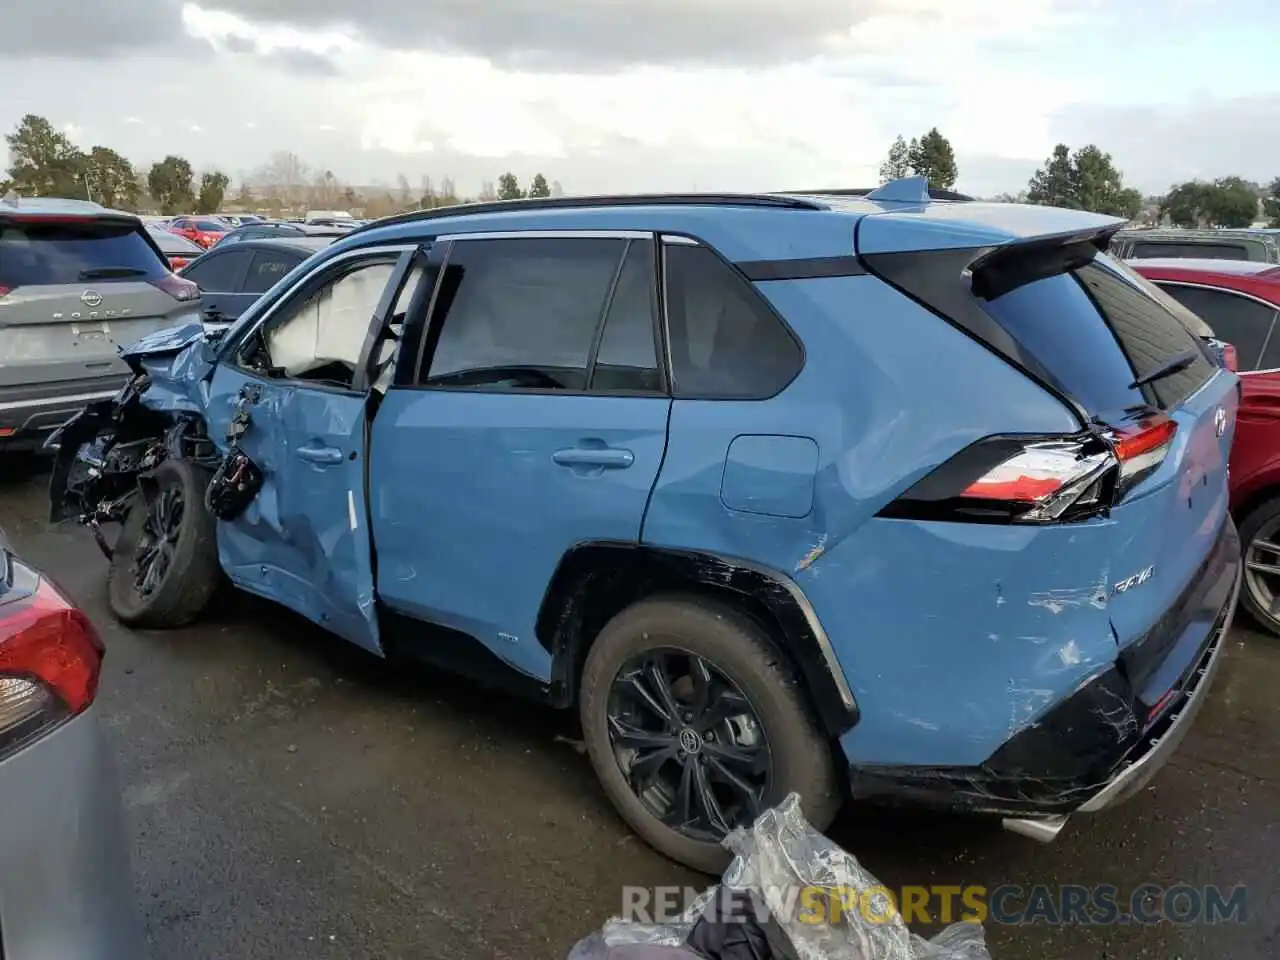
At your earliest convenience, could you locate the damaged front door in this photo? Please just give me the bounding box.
[204,246,420,655]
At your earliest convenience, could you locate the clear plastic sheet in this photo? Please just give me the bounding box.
[569,793,992,960]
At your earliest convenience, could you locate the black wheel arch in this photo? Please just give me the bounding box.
[536,541,859,738]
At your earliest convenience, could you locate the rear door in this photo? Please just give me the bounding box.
[0,214,196,390]
[371,232,671,680]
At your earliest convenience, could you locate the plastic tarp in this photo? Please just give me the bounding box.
[569,794,992,960]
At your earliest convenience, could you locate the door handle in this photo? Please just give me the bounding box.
[296,445,345,465]
[552,446,635,469]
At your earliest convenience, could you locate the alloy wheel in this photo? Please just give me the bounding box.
[606,648,772,842]
[134,488,184,597]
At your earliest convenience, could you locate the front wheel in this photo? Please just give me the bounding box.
[107,459,220,628]
[1239,496,1280,636]
[579,595,842,874]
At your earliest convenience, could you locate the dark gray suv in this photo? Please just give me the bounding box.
[0,197,200,451]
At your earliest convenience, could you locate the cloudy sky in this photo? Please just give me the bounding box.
[2,0,1277,198]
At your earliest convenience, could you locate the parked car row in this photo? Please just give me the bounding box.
[44,180,1246,874]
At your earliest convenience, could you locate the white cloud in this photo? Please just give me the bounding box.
[0,0,1276,198]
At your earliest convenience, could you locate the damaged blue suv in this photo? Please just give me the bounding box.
[49,178,1242,873]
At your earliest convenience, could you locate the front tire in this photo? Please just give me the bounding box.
[1239,496,1280,636]
[579,595,842,874]
[107,459,220,628]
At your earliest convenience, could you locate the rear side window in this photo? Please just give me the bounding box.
[1130,241,1252,261]
[244,250,301,295]
[1156,284,1278,371]
[0,219,168,288]
[982,258,1214,412]
[663,244,802,398]
[194,220,226,232]
[422,236,628,392]
[182,249,252,292]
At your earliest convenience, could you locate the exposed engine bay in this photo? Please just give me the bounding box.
[47,338,263,558]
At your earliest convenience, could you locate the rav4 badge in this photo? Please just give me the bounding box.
[1113,565,1156,595]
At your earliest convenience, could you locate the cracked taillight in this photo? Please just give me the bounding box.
[880,415,1178,525]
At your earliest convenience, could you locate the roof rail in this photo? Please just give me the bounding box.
[345,192,829,237]
[788,185,976,202]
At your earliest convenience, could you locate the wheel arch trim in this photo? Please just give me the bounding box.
[535,541,859,736]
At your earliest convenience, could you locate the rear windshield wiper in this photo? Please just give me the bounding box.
[1130,348,1199,389]
[79,266,147,280]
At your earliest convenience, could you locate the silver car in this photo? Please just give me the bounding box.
[0,197,200,451]
[0,536,142,958]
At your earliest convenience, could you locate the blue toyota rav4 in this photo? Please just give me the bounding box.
[48,178,1242,872]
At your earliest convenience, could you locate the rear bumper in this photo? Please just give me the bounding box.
[848,517,1242,833]
[0,377,128,450]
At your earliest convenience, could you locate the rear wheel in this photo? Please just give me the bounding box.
[1239,496,1280,636]
[579,595,842,874]
[107,459,219,628]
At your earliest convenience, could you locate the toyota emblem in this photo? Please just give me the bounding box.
[80,289,103,308]
[1214,407,1227,439]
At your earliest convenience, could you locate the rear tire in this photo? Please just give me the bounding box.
[579,594,842,874]
[107,459,220,628]
[1238,496,1280,636]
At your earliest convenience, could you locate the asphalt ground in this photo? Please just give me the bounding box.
[1,453,1275,959]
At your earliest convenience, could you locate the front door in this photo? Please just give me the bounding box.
[204,246,420,654]
[371,232,672,680]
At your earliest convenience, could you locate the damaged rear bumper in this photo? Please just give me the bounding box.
[849,517,1242,839]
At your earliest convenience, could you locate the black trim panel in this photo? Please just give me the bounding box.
[535,542,859,737]
[736,256,867,282]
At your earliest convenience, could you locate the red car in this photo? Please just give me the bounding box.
[167,216,229,249]
[1132,258,1280,634]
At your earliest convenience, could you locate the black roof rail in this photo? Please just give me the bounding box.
[788,187,977,202]
[345,193,830,237]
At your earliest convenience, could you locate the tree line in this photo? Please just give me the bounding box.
[0,114,564,218]
[879,128,1280,227]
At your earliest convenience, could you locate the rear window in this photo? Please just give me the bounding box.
[0,218,168,288]
[1130,241,1253,261]
[194,220,227,232]
[984,256,1215,412]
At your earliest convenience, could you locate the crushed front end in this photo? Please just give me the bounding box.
[46,321,226,557]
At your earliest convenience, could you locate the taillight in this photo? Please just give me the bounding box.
[0,285,10,299]
[880,415,1178,525]
[1108,413,1177,497]
[0,576,103,759]
[149,273,199,301]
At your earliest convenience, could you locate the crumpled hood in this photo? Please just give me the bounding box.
[118,320,215,414]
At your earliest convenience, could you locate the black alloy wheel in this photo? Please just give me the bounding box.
[134,487,185,596]
[607,648,773,841]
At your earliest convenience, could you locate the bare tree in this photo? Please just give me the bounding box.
[477,180,497,202]
[311,169,340,207]
[439,177,459,205]
[551,180,564,198]
[262,151,309,213]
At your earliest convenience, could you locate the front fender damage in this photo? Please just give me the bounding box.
[47,323,262,554]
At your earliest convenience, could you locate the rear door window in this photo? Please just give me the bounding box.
[182,249,252,293]
[244,250,301,295]
[0,218,169,289]
[1155,283,1278,371]
[421,236,627,392]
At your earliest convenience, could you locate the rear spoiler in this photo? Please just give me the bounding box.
[968,225,1125,301]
